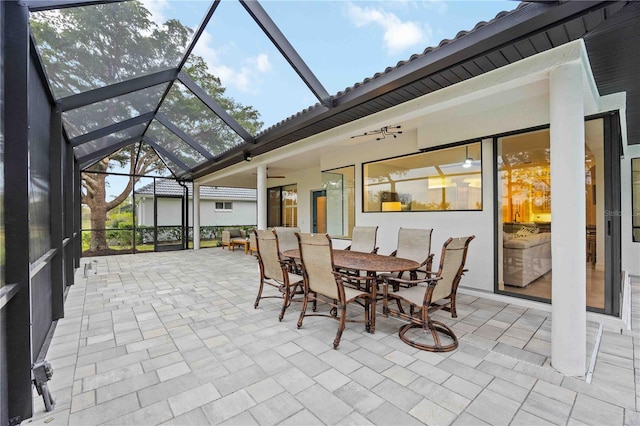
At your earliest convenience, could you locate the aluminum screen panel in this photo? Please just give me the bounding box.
[146,120,207,168]
[63,83,168,139]
[30,2,208,99]
[158,81,245,157]
[73,123,147,159]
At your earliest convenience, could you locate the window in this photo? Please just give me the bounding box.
[363,142,482,212]
[215,201,232,211]
[267,184,297,227]
[633,158,640,242]
[321,166,355,238]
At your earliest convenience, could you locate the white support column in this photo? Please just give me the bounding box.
[257,164,267,230]
[549,62,586,376]
[193,182,201,250]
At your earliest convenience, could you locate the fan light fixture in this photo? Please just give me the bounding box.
[351,125,402,141]
[462,146,473,168]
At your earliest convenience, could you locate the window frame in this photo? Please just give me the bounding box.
[361,140,483,213]
[214,201,233,211]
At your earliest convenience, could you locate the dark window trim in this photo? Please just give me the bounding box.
[361,140,483,213]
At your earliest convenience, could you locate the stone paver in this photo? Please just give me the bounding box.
[25,250,640,425]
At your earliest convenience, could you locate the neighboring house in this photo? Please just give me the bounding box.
[134,180,256,228]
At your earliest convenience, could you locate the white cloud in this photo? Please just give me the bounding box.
[253,54,272,74]
[346,2,429,54]
[192,31,271,94]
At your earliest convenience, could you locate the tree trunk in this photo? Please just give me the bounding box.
[88,173,109,251]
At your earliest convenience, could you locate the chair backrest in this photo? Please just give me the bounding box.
[296,233,339,299]
[431,236,475,302]
[348,226,378,253]
[394,228,433,267]
[274,226,301,254]
[254,230,284,281]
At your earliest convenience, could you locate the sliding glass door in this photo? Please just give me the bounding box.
[496,115,620,315]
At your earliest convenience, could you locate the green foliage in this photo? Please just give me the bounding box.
[32,0,263,253]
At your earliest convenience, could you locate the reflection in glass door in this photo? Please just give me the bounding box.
[496,119,610,312]
[312,190,326,233]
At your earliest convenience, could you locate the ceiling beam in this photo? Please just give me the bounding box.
[155,112,214,160]
[25,0,127,12]
[142,136,190,172]
[240,0,332,107]
[70,111,153,147]
[77,135,141,170]
[178,71,254,142]
[59,69,177,112]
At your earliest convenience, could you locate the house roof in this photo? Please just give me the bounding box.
[27,0,637,182]
[135,180,256,200]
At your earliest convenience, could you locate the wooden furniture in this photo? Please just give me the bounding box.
[293,233,373,349]
[222,229,246,251]
[283,247,420,333]
[383,236,474,352]
[254,230,303,321]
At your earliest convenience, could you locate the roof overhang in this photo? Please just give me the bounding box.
[196,38,626,188]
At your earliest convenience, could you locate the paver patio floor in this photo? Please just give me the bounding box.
[26,248,640,425]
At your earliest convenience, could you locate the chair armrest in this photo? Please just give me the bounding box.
[383,275,441,286]
[221,231,231,243]
[333,270,377,283]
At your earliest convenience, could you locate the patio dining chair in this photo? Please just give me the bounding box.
[345,226,379,253]
[380,227,434,290]
[382,235,475,352]
[274,226,301,273]
[254,230,304,321]
[295,233,373,349]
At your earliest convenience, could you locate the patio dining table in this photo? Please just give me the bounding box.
[282,249,420,333]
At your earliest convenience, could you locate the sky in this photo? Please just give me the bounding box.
[107,0,518,200]
[140,0,517,130]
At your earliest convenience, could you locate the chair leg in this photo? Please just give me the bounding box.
[450,295,457,318]
[254,279,265,309]
[333,304,347,349]
[278,284,290,322]
[297,293,309,329]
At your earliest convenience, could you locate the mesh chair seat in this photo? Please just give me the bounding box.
[345,226,378,253]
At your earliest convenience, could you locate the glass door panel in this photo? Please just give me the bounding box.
[496,120,609,312]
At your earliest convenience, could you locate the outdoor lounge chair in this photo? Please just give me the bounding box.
[295,233,373,349]
[254,230,303,321]
[382,235,475,352]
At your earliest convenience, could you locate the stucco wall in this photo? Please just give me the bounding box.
[137,198,257,227]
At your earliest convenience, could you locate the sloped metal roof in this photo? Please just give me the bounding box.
[26,0,636,183]
[135,180,256,200]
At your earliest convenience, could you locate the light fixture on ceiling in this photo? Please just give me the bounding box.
[351,125,402,141]
[243,152,252,162]
[462,146,473,168]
